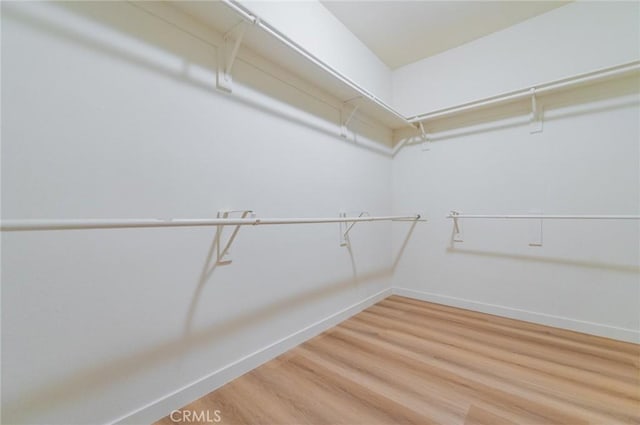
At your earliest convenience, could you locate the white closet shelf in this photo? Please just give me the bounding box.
[410,61,640,123]
[168,0,413,130]
[167,1,639,132]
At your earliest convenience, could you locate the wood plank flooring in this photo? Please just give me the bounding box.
[155,296,640,425]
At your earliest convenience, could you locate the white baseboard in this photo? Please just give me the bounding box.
[393,287,639,344]
[112,288,392,425]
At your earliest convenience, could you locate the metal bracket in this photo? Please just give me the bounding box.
[215,209,254,265]
[418,122,430,151]
[339,211,368,247]
[451,210,463,242]
[217,21,248,93]
[529,88,543,134]
[528,208,543,246]
[340,100,360,138]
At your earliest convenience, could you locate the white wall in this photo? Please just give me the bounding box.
[2,1,639,424]
[242,0,393,104]
[391,0,640,343]
[1,2,393,424]
[392,1,640,116]
[392,74,640,342]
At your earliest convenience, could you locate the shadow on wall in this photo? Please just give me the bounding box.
[184,218,421,342]
[395,74,640,149]
[444,220,639,273]
[3,218,421,423]
[183,219,244,336]
[393,220,418,271]
[2,2,391,156]
[1,2,410,422]
[446,247,640,274]
[184,216,373,337]
[3,262,391,424]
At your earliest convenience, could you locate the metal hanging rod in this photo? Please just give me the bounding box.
[447,213,640,220]
[0,215,422,232]
[409,60,640,123]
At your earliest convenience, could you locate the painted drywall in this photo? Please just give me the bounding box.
[392,1,640,116]
[241,0,393,104]
[1,2,394,424]
[320,1,569,69]
[392,74,640,342]
[2,1,639,424]
[391,0,640,342]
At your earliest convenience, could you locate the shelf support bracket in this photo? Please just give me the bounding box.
[340,101,360,138]
[418,121,431,151]
[215,209,254,265]
[529,88,543,134]
[217,21,248,93]
[340,211,368,247]
[451,210,463,242]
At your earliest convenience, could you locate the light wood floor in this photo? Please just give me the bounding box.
[156,296,640,425]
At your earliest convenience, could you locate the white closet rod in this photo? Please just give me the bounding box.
[0,215,421,231]
[221,0,414,129]
[409,61,640,123]
[446,214,640,220]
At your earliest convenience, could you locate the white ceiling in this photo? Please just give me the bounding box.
[320,1,570,69]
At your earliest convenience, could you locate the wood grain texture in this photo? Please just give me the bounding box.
[155,296,640,425]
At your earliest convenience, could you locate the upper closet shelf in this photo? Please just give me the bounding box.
[169,0,414,130]
[168,1,639,132]
[408,61,640,123]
